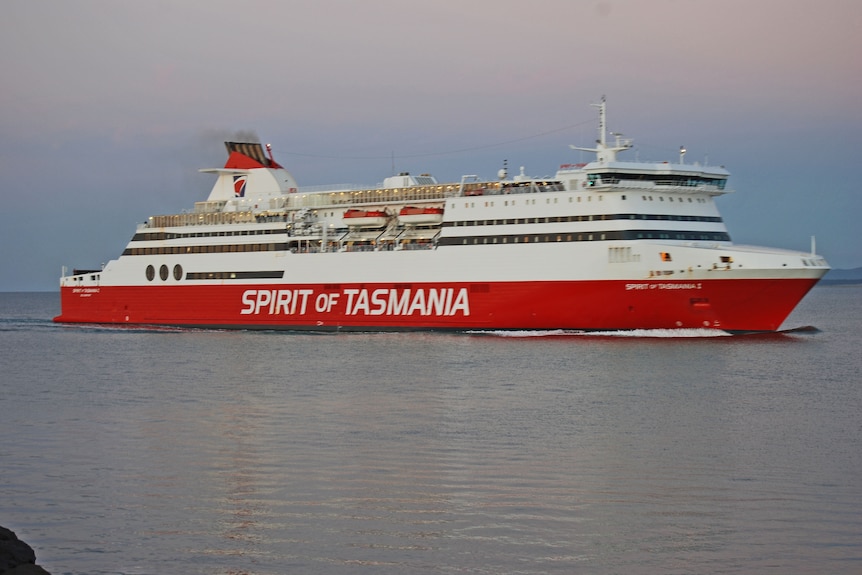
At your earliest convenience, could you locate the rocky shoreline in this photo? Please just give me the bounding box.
[0,527,50,575]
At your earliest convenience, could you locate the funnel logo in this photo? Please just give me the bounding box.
[233,175,248,197]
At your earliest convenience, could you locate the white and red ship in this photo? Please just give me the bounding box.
[54,99,829,332]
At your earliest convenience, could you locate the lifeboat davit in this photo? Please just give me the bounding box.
[397,206,444,225]
[343,208,390,228]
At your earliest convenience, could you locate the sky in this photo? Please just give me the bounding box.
[2,0,861,291]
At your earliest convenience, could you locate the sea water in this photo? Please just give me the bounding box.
[1,286,861,574]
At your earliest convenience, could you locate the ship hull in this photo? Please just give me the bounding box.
[55,276,820,333]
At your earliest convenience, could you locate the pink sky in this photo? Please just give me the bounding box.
[1,0,861,289]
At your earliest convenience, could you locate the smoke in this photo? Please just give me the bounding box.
[227,129,261,143]
[194,128,263,166]
[199,128,261,145]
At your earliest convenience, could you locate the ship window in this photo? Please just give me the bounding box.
[173,264,183,280]
[159,264,169,281]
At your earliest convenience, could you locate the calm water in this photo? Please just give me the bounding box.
[1,286,861,575]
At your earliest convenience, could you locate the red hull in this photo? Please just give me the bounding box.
[54,278,819,332]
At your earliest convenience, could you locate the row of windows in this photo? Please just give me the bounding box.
[146,264,183,281]
[457,194,709,210]
[133,228,284,242]
[126,243,287,256]
[587,172,728,189]
[124,228,730,258]
[437,230,731,246]
[145,264,285,281]
[185,270,285,280]
[443,213,722,227]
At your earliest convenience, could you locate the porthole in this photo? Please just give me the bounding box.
[173,264,183,281]
[159,264,169,281]
[145,265,155,281]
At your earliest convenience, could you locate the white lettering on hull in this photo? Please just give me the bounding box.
[240,287,471,317]
[625,282,702,291]
[240,289,313,315]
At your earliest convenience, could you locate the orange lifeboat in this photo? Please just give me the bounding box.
[397,206,444,225]
[342,208,390,228]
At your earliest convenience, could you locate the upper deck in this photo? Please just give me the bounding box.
[147,96,730,230]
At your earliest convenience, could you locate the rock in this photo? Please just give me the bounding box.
[4,565,51,575]
[0,526,50,575]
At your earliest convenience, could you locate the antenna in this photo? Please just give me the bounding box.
[570,96,632,163]
[592,95,607,146]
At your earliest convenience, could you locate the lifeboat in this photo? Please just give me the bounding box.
[342,208,390,228]
[397,206,444,225]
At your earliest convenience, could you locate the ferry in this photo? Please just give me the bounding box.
[54,98,829,332]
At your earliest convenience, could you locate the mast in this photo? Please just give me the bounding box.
[595,96,607,148]
[570,95,632,163]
